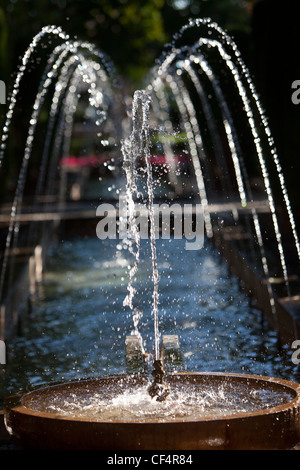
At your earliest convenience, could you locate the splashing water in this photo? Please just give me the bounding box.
[1,18,299,423]
[0,26,69,165]
[0,27,118,313]
[23,379,295,421]
[121,90,160,360]
[146,17,300,315]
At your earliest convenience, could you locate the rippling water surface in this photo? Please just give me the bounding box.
[1,236,299,404]
[25,380,295,420]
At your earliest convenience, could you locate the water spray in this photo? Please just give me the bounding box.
[122,89,171,401]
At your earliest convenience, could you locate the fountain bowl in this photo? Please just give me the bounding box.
[4,372,300,450]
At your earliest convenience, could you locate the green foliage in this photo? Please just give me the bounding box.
[0,0,298,213]
[87,0,168,83]
[0,0,252,85]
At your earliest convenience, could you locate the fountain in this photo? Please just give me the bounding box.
[1,19,300,450]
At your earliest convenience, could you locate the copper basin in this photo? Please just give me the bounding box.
[4,372,300,450]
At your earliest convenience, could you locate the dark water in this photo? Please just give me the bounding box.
[1,236,299,404]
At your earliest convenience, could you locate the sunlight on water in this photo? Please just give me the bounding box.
[24,380,295,421]
[1,19,299,416]
[1,237,298,406]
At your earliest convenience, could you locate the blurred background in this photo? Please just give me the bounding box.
[0,0,299,217]
[0,0,299,411]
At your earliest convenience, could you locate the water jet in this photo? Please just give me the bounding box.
[1,19,300,450]
[4,373,300,450]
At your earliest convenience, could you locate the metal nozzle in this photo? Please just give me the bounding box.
[148,359,170,402]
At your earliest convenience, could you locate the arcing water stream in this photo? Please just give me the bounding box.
[0,19,300,420]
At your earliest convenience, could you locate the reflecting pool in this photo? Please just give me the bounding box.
[1,236,298,405]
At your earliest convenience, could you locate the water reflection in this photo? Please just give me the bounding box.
[1,236,299,405]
